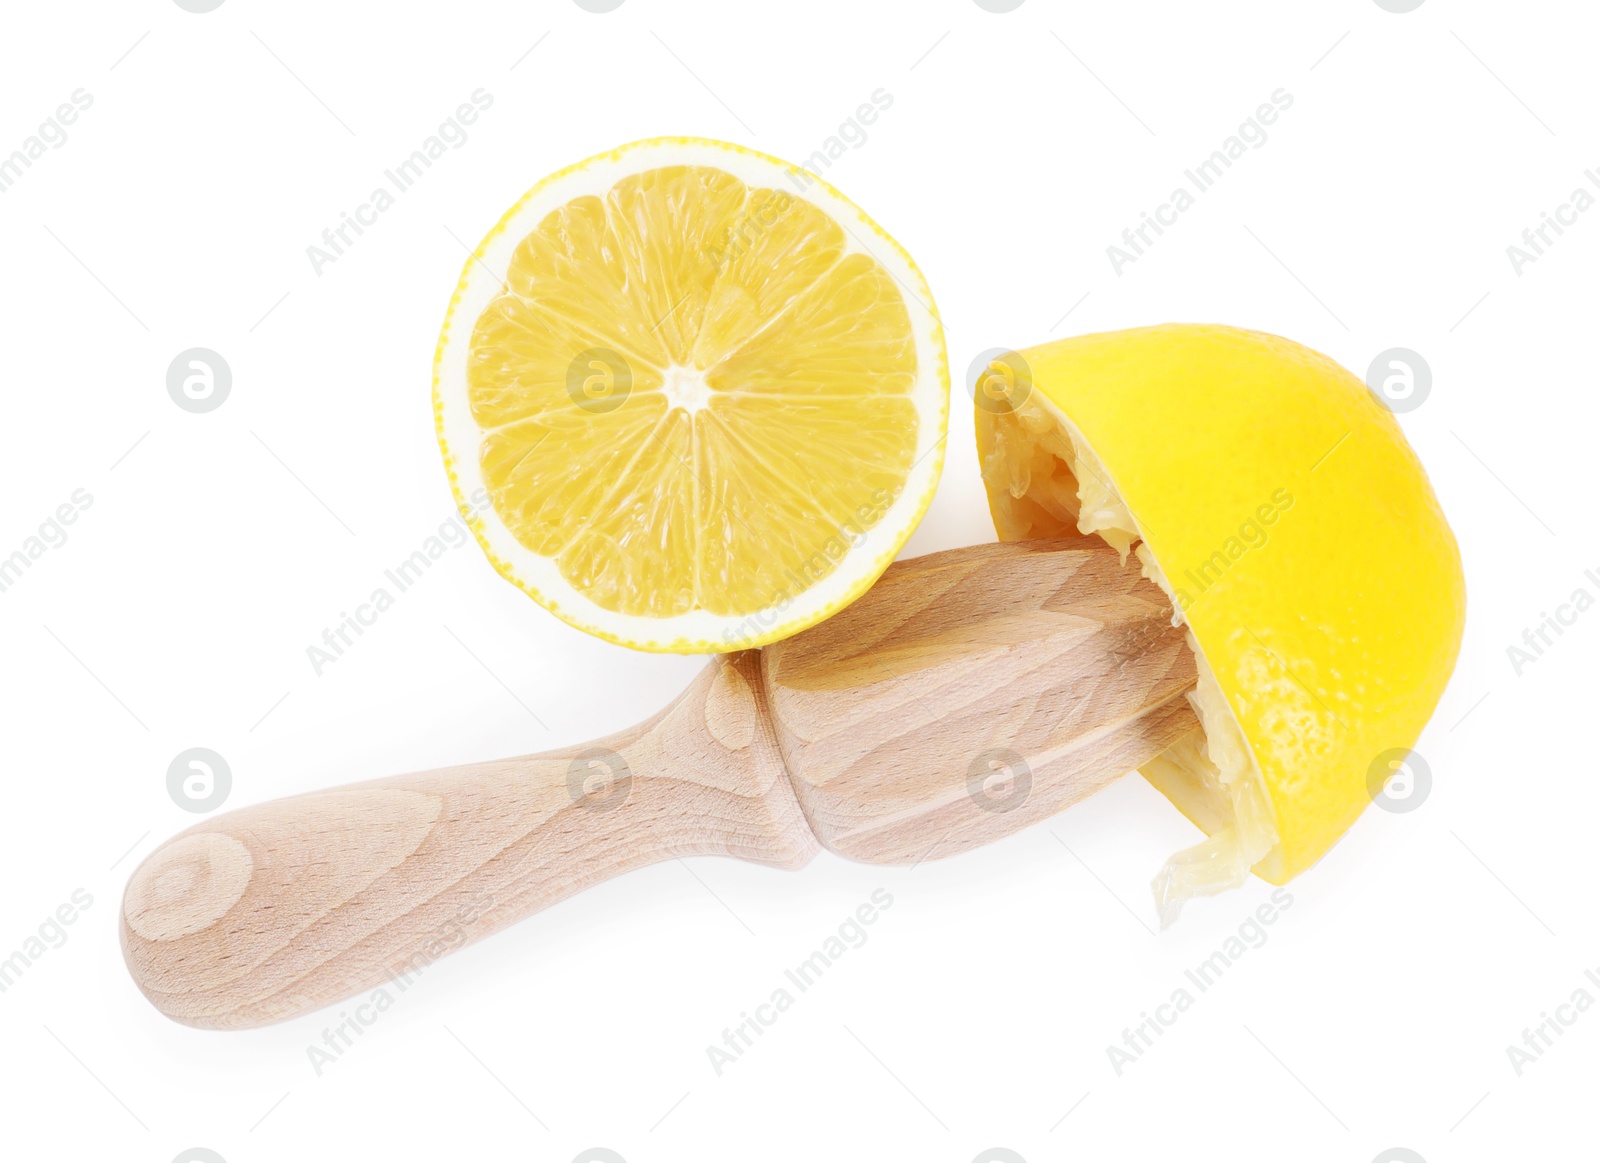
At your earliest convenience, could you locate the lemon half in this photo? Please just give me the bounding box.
[976,324,1465,922]
[436,138,948,653]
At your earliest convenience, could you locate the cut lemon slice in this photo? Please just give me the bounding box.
[435,138,948,653]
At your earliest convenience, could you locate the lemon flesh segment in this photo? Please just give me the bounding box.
[977,324,1465,921]
[436,140,948,652]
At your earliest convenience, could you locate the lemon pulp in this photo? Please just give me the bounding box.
[465,164,920,621]
[981,390,1279,924]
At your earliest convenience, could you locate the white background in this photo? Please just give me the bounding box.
[0,2,1595,1161]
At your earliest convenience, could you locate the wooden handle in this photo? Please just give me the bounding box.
[120,653,815,1029]
[124,538,1200,1030]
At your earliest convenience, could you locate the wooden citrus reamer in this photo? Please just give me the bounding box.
[122,538,1200,1029]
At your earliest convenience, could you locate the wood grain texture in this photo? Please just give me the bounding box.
[121,652,814,1029]
[762,539,1200,863]
[123,538,1201,1029]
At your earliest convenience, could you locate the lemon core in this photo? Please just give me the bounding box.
[660,366,713,414]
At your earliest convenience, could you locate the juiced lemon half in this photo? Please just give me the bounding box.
[976,324,1465,922]
[436,138,947,653]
